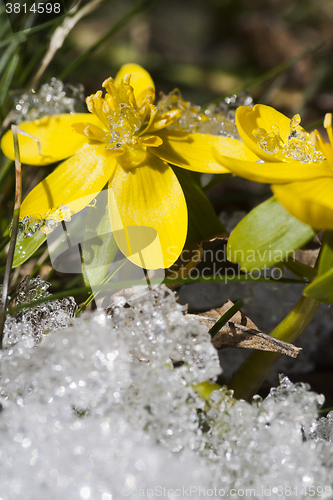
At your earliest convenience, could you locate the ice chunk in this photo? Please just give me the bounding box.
[3,275,76,345]
[156,89,253,138]
[11,78,85,124]
[0,281,333,499]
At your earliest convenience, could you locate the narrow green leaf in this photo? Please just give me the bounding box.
[12,231,46,268]
[0,51,20,109]
[0,42,19,77]
[172,166,226,244]
[210,41,324,103]
[304,231,333,304]
[283,257,317,281]
[0,158,13,189]
[227,196,316,271]
[317,231,333,275]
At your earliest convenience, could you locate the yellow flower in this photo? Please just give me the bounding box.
[1,64,257,269]
[214,103,333,229]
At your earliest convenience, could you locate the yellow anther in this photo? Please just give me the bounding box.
[102,77,114,90]
[324,113,333,148]
[324,113,332,130]
[123,73,131,85]
[102,101,110,115]
[85,95,94,114]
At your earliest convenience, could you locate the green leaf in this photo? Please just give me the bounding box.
[227,196,316,271]
[304,231,333,304]
[12,231,46,268]
[82,196,118,287]
[283,257,317,281]
[172,166,226,244]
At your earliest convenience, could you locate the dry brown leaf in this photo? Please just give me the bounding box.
[187,300,301,358]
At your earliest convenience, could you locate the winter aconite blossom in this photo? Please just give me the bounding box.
[1,64,257,269]
[215,104,333,229]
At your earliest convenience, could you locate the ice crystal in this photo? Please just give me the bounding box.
[11,78,85,124]
[156,89,253,138]
[15,205,71,240]
[3,275,76,345]
[254,113,325,163]
[0,282,333,499]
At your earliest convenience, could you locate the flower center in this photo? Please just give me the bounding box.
[108,103,141,147]
[253,114,324,163]
[72,74,181,168]
[84,75,153,152]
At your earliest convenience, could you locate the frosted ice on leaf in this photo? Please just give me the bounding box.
[156,89,253,138]
[11,78,85,124]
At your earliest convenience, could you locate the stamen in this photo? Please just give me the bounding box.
[324,113,333,148]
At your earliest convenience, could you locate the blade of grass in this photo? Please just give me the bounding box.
[0,158,13,187]
[18,43,46,87]
[209,299,243,338]
[1,274,304,318]
[0,235,10,254]
[304,117,324,131]
[296,61,329,116]
[318,406,333,414]
[0,125,22,347]
[0,42,19,76]
[0,51,20,111]
[210,40,325,104]
[75,259,127,317]
[59,0,156,80]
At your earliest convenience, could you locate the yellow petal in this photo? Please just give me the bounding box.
[20,143,117,219]
[114,63,155,107]
[151,130,258,173]
[236,104,302,162]
[272,178,333,230]
[213,152,333,183]
[1,113,102,165]
[108,153,187,269]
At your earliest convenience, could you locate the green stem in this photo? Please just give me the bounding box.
[228,296,320,401]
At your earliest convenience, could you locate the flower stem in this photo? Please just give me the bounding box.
[228,295,320,401]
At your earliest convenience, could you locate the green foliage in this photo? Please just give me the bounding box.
[12,231,46,268]
[227,197,316,271]
[304,231,333,304]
